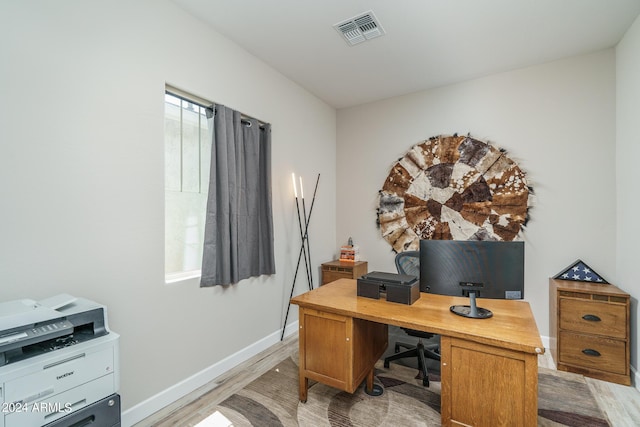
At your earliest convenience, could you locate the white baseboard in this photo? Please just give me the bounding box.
[121,321,299,427]
[632,364,640,391]
[540,335,550,350]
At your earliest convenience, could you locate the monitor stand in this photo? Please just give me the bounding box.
[450,291,493,319]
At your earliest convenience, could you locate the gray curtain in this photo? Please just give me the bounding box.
[200,104,275,287]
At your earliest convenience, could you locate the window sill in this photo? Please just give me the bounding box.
[165,270,201,284]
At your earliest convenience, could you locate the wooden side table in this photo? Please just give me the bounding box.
[549,278,630,385]
[321,260,368,285]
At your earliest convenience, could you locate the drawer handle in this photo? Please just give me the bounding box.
[582,348,601,357]
[582,314,601,322]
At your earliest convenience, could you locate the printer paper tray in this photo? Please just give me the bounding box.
[4,374,115,427]
[4,346,114,403]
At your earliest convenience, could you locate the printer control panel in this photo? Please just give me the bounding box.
[0,319,73,345]
[31,320,73,336]
[0,320,74,362]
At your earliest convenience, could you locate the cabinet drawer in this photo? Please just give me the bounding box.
[559,299,626,338]
[559,331,627,375]
[322,270,351,285]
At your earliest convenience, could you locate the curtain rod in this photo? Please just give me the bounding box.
[165,84,267,128]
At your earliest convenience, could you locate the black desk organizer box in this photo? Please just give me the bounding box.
[357,271,420,305]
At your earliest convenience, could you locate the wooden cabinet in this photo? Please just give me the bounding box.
[549,278,630,385]
[297,307,388,402]
[321,260,368,285]
[440,336,539,427]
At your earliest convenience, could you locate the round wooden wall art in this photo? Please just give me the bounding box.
[377,134,532,252]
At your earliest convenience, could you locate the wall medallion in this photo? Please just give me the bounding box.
[377,134,532,252]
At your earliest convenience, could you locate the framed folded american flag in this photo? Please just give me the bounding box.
[553,259,609,284]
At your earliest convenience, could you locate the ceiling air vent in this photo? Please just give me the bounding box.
[334,10,385,46]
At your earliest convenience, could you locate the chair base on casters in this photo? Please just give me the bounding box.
[384,340,440,387]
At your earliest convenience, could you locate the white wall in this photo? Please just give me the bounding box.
[616,14,640,380]
[1,1,635,420]
[0,0,336,418]
[337,50,617,344]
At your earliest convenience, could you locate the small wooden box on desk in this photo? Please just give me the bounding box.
[549,278,630,385]
[321,260,368,285]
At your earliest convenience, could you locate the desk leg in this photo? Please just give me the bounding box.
[363,368,383,396]
[299,374,308,403]
[365,369,374,392]
[298,318,308,403]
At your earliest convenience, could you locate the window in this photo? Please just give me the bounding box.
[164,88,211,282]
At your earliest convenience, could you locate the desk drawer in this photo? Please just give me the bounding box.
[559,299,626,338]
[559,331,627,375]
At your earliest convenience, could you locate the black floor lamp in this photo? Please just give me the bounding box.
[281,173,320,341]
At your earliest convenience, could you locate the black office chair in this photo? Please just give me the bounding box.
[383,251,440,386]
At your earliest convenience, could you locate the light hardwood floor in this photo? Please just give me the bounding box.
[139,335,640,426]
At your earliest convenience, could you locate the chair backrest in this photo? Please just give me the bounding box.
[395,251,420,278]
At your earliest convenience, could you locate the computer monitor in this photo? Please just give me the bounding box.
[419,239,525,318]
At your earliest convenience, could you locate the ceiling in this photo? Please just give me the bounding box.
[173,0,640,109]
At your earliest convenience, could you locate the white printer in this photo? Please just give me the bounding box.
[0,294,120,427]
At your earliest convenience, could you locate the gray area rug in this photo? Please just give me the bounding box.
[209,354,610,426]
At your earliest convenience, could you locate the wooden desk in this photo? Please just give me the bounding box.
[291,279,544,427]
